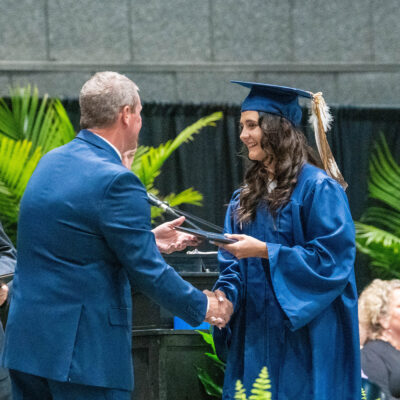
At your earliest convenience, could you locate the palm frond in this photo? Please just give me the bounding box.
[150,206,165,221]
[0,180,19,223]
[148,189,203,223]
[167,111,223,155]
[0,86,75,154]
[362,206,400,236]
[132,112,223,190]
[0,98,19,140]
[355,133,400,278]
[368,134,400,212]
[355,222,400,250]
[355,222,400,277]
[130,145,150,171]
[0,137,43,224]
[164,188,203,208]
[52,99,76,144]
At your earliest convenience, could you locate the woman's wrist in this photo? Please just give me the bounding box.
[258,242,268,259]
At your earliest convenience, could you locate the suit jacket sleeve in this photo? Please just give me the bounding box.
[98,171,207,327]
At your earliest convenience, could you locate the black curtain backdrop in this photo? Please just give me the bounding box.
[63,101,400,290]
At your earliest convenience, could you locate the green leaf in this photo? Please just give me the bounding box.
[235,380,247,400]
[355,133,400,278]
[195,329,226,398]
[195,329,216,353]
[0,137,43,224]
[362,206,400,235]
[196,329,217,354]
[132,112,223,191]
[0,86,75,155]
[368,135,400,212]
[204,353,226,373]
[355,222,400,278]
[196,367,223,397]
[248,367,271,400]
[164,188,203,208]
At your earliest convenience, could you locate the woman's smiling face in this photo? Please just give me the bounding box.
[239,111,267,162]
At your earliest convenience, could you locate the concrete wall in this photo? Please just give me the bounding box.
[0,0,399,105]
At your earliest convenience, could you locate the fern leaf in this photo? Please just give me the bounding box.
[249,367,272,400]
[234,380,247,400]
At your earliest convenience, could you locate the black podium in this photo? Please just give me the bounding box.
[131,252,219,400]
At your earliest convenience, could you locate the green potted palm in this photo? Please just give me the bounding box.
[0,85,223,240]
[0,86,75,239]
[131,111,223,221]
[355,134,400,278]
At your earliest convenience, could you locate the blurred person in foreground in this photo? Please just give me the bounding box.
[0,221,16,400]
[212,81,360,399]
[0,71,233,400]
[359,279,400,399]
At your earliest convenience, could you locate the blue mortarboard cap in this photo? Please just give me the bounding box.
[232,80,312,126]
[232,80,348,190]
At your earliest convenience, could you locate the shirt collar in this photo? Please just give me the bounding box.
[91,133,122,160]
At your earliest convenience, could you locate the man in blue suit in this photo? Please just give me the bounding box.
[1,72,233,399]
[0,221,16,400]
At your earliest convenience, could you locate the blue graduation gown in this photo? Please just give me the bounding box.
[213,164,360,400]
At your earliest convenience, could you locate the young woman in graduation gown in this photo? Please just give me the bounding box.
[213,81,360,400]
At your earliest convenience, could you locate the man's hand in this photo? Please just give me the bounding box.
[152,216,201,254]
[204,289,233,329]
[122,147,137,170]
[0,284,9,307]
[217,234,268,260]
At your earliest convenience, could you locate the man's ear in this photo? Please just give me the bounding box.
[121,105,131,126]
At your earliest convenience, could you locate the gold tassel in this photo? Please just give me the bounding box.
[309,92,348,190]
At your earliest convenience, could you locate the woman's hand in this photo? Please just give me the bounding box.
[217,234,268,259]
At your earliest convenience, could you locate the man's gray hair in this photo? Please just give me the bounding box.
[79,71,140,129]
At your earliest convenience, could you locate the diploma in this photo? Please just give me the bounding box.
[0,273,13,284]
[174,226,237,244]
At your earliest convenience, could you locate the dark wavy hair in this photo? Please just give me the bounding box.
[237,112,322,223]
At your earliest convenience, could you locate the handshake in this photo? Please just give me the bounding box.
[203,289,233,329]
